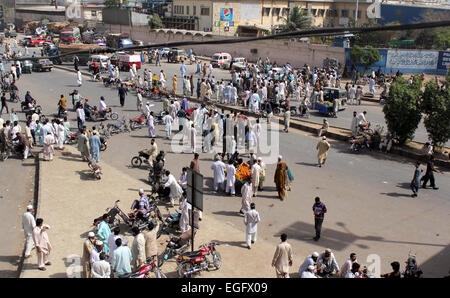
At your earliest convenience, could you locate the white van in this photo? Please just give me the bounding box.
[211,52,232,68]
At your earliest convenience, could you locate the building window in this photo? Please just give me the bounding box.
[318,9,325,17]
[282,8,289,17]
[174,5,184,15]
[272,8,281,16]
[263,7,271,16]
[186,6,189,15]
[200,7,209,16]
[311,9,317,16]
[341,9,349,18]
[91,10,97,17]
[193,6,196,16]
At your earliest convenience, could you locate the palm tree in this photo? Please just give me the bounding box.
[281,7,313,32]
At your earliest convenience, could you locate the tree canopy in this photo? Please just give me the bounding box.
[280,7,312,32]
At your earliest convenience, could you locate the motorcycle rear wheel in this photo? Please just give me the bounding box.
[155,269,167,278]
[100,143,107,151]
[131,157,142,167]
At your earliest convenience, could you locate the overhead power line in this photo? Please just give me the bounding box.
[8,20,450,61]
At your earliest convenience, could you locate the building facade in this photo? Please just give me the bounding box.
[170,0,376,35]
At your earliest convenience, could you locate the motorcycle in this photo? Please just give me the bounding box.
[107,117,130,135]
[9,90,19,102]
[119,257,167,278]
[88,158,102,180]
[157,209,181,239]
[130,150,151,168]
[92,72,101,82]
[349,135,370,153]
[91,107,119,122]
[158,230,195,267]
[93,200,130,230]
[66,132,78,145]
[176,242,222,278]
[57,104,67,118]
[129,114,147,131]
[103,77,120,88]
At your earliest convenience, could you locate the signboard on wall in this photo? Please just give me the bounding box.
[220,8,233,21]
[240,2,261,21]
[437,51,450,70]
[386,50,439,69]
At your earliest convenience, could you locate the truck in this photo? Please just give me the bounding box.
[110,52,141,71]
[106,33,134,49]
[60,27,81,44]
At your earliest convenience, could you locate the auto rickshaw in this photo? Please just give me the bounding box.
[22,60,33,74]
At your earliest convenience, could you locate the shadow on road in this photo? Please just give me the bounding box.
[278,221,447,252]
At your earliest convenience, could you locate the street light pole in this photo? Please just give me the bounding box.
[354,0,359,24]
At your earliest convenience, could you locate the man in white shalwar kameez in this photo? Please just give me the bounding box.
[225,160,236,195]
[57,121,65,149]
[244,203,260,249]
[77,70,82,87]
[91,252,111,278]
[163,170,183,207]
[179,193,192,233]
[162,112,173,139]
[189,123,196,153]
[240,180,253,214]
[22,205,36,258]
[251,162,262,197]
[43,132,55,161]
[211,156,226,192]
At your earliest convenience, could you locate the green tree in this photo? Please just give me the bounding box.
[414,10,450,50]
[280,7,312,32]
[148,14,164,29]
[382,76,423,145]
[352,20,401,48]
[349,45,381,74]
[421,81,450,147]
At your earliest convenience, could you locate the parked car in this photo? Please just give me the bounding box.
[32,59,53,72]
[211,52,232,68]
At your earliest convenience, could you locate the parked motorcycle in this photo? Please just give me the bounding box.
[107,117,130,135]
[157,209,181,239]
[129,114,147,130]
[66,132,78,145]
[158,230,195,267]
[176,242,222,278]
[88,158,102,180]
[119,257,167,278]
[93,200,129,230]
[9,90,19,102]
[103,77,120,88]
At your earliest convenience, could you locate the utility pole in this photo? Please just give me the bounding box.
[354,0,359,25]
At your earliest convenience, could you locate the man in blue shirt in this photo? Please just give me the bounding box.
[312,197,327,241]
[112,238,133,277]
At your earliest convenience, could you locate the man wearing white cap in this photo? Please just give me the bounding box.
[299,252,319,275]
[316,136,330,167]
[22,205,36,258]
[301,265,318,278]
[82,232,96,278]
[211,155,226,192]
[33,218,52,271]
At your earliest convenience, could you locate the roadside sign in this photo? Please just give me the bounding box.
[186,169,204,211]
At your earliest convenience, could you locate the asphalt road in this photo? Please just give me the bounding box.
[2,42,450,277]
[7,64,450,277]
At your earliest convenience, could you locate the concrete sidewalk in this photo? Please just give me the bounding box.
[20,146,294,278]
